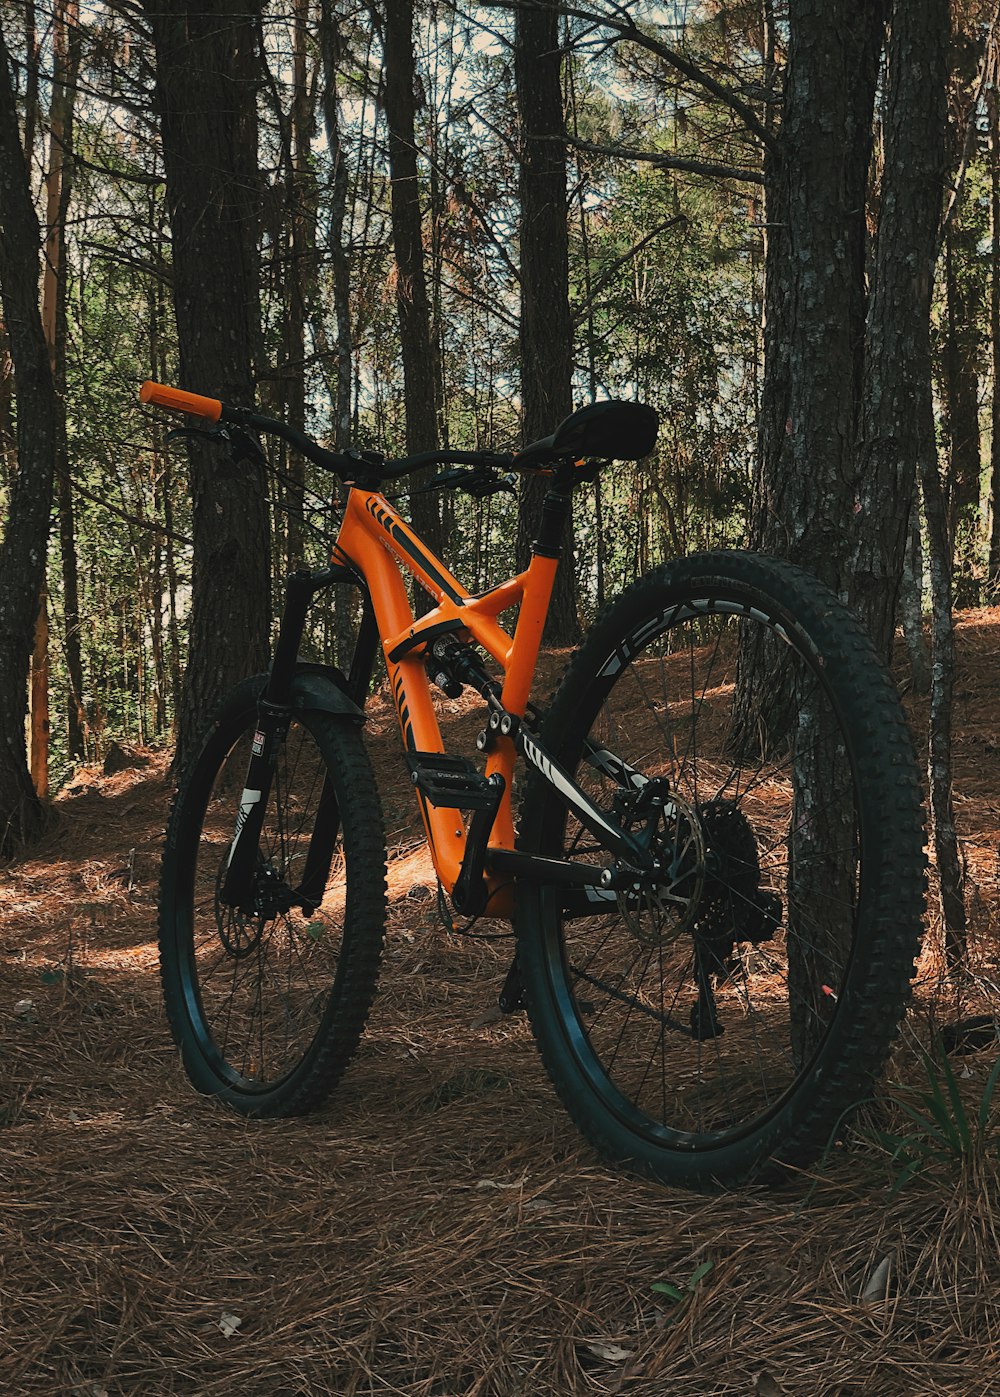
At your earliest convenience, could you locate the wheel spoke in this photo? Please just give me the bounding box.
[160,691,386,1114]
[516,556,923,1185]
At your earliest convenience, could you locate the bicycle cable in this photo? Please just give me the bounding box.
[435,880,516,940]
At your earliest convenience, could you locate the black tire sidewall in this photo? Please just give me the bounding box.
[515,551,922,1187]
[159,674,386,1115]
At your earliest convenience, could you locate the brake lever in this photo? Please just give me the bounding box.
[413,466,469,493]
[165,424,225,446]
[165,422,267,469]
[465,471,517,499]
[415,466,517,499]
[226,424,268,468]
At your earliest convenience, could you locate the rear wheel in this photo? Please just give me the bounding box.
[515,552,925,1187]
[159,675,387,1115]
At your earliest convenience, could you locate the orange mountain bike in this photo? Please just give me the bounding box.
[142,380,924,1188]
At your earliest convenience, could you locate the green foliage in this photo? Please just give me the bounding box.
[871,1046,1000,1193]
[650,1257,716,1315]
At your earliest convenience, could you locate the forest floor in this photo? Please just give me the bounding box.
[2,616,1000,1397]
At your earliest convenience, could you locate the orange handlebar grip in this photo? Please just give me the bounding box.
[139,380,223,422]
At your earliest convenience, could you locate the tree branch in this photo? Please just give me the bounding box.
[70,475,192,548]
[566,134,764,185]
[571,213,688,323]
[485,0,780,155]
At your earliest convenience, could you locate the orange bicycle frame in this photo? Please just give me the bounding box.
[138,379,659,925]
[334,485,559,917]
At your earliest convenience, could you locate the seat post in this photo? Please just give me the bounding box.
[531,470,575,559]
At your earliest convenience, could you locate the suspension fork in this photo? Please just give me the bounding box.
[218,566,363,912]
[294,588,380,908]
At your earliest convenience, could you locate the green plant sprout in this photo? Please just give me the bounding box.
[872,1044,1000,1192]
[651,1257,716,1313]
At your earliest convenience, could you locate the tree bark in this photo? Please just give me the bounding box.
[319,1,359,669]
[515,0,578,643]
[922,447,968,967]
[143,1,270,773]
[279,0,312,572]
[899,510,931,695]
[0,17,58,848]
[320,2,353,453]
[755,0,884,598]
[0,318,14,483]
[382,0,442,564]
[990,77,1000,592]
[941,217,983,604]
[893,0,966,966]
[848,0,949,663]
[40,0,83,777]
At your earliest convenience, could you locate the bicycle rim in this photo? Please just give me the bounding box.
[517,555,923,1179]
[170,710,362,1101]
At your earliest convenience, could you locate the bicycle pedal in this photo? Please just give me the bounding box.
[406,752,498,810]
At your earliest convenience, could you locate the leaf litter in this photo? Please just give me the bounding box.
[0,630,999,1394]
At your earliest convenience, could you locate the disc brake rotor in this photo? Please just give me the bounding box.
[214,858,296,958]
[616,788,706,947]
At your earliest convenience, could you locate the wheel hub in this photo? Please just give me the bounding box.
[215,859,297,957]
[609,789,783,955]
[615,784,706,947]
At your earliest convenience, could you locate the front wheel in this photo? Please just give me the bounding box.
[159,675,387,1115]
[515,551,925,1188]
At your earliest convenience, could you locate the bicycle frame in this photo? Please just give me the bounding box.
[137,379,665,925]
[333,482,562,918]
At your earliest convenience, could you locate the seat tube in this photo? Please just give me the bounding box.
[489,480,572,850]
[502,476,572,715]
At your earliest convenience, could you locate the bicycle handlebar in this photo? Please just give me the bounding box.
[139,379,656,480]
[140,379,523,482]
[140,380,223,422]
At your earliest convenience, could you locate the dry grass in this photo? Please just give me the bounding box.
[1,624,999,1396]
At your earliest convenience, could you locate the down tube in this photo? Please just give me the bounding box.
[335,495,468,891]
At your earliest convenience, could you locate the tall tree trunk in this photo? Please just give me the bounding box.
[21,1,39,164]
[320,1,353,453]
[28,591,48,798]
[748,0,890,1057]
[905,0,966,966]
[382,0,441,563]
[515,0,578,643]
[754,0,884,597]
[990,77,1000,592]
[899,511,931,695]
[39,0,82,779]
[57,458,85,757]
[320,0,359,669]
[0,18,58,848]
[942,217,984,604]
[280,0,312,572]
[149,263,183,730]
[921,449,968,967]
[143,1,270,772]
[0,318,14,481]
[848,0,949,664]
[150,474,166,733]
